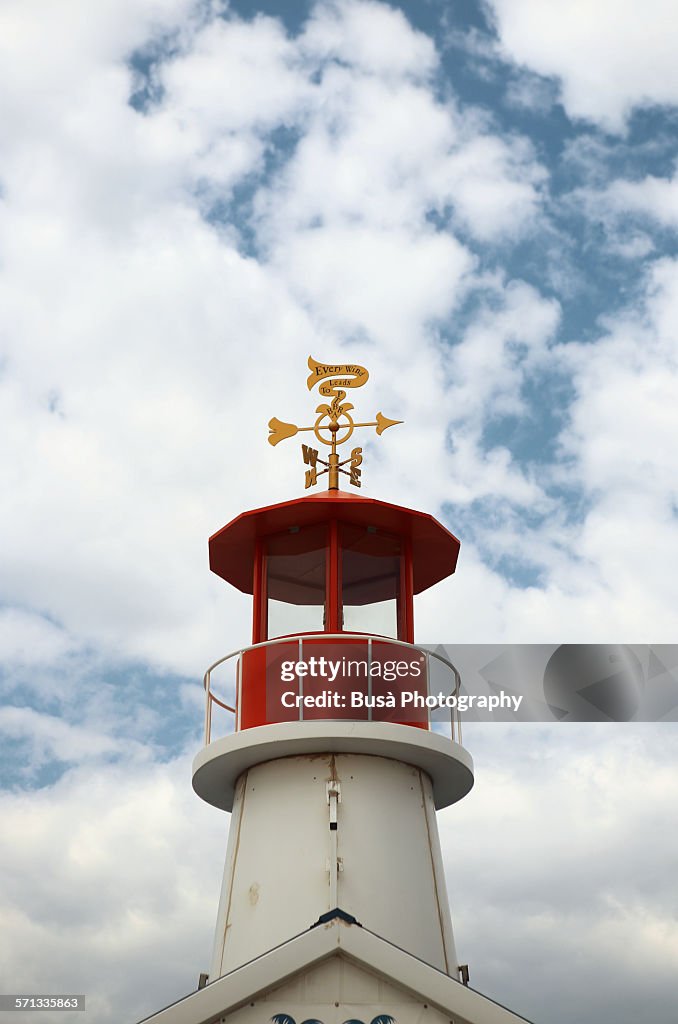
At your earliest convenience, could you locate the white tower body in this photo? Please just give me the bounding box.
[192,721,473,979]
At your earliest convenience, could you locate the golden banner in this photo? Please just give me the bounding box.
[306,355,369,396]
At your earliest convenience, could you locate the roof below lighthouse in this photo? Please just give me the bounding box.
[209,488,461,596]
[137,912,534,1024]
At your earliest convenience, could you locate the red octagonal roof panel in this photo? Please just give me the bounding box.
[209,489,460,596]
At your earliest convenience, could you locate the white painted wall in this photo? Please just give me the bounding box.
[209,753,459,980]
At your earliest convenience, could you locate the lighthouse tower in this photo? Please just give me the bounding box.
[140,359,530,1024]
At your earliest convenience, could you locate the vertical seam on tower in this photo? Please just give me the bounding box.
[328,756,339,907]
[418,769,450,974]
[219,770,248,975]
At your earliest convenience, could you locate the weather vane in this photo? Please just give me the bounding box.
[268,356,402,490]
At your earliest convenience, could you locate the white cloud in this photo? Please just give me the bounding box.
[0,706,137,767]
[252,57,545,248]
[573,167,678,243]
[431,132,546,241]
[160,14,309,132]
[269,224,473,346]
[150,11,313,200]
[534,258,678,636]
[443,725,678,1020]
[445,279,560,426]
[417,252,678,644]
[503,69,558,114]
[448,257,678,642]
[302,0,438,78]
[486,0,678,130]
[605,171,678,228]
[562,259,678,497]
[0,757,223,1022]
[0,609,78,666]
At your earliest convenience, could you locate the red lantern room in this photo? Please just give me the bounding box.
[209,490,460,645]
[208,489,460,730]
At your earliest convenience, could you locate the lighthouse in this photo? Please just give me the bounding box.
[140,359,531,1024]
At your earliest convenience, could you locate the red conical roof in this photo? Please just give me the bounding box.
[209,489,460,595]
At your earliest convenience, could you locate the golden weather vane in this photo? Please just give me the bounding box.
[268,356,402,490]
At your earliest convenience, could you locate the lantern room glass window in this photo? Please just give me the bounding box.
[266,524,326,639]
[340,523,400,639]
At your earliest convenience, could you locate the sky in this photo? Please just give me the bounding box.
[1,0,678,1021]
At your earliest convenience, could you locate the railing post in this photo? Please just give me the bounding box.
[236,655,242,732]
[456,667,462,745]
[451,666,460,744]
[367,637,372,722]
[298,637,304,722]
[205,670,212,746]
[450,677,455,743]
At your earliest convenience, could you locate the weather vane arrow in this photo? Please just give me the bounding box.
[268,356,402,490]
